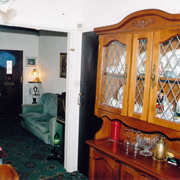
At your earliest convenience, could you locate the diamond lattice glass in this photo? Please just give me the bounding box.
[155,36,180,122]
[134,39,147,113]
[101,41,127,109]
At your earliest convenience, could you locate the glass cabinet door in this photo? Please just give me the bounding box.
[95,34,132,116]
[128,32,153,121]
[149,30,180,131]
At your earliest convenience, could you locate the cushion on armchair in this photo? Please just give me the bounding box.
[20,93,57,127]
[24,113,53,127]
[42,93,57,116]
[36,122,49,134]
[19,92,63,146]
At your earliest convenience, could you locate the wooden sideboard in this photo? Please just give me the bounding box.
[87,139,180,180]
[86,9,180,179]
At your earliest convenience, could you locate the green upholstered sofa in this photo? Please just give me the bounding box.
[19,93,63,146]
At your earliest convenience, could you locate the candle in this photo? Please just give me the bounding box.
[111,121,120,140]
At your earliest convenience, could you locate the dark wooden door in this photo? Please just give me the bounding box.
[78,32,102,177]
[0,50,23,117]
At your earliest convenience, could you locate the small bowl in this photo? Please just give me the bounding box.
[137,134,158,156]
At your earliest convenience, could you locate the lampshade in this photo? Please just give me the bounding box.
[31,68,40,82]
[0,0,14,13]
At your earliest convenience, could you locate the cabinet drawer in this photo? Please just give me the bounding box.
[121,164,156,180]
[89,148,120,180]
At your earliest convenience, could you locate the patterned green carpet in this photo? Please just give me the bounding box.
[0,117,87,180]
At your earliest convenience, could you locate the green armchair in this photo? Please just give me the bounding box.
[19,93,63,146]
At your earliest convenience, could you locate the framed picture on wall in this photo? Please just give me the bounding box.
[26,57,37,67]
[60,53,67,78]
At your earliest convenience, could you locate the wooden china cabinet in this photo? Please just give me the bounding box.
[86,9,180,180]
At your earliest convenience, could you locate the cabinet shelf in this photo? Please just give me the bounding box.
[159,77,180,83]
[104,72,124,78]
[136,76,180,83]
[104,72,180,83]
[26,81,42,104]
[28,81,42,83]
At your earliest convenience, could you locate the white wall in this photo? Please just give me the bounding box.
[38,31,67,94]
[82,0,180,32]
[0,0,83,31]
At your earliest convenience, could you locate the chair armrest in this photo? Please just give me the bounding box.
[21,104,43,114]
[49,117,63,146]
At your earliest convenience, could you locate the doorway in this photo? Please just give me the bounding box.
[0,50,23,117]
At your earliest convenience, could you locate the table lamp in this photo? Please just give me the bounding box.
[31,68,40,82]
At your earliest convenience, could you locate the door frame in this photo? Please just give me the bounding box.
[64,30,82,172]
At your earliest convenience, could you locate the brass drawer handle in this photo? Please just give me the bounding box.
[151,63,156,89]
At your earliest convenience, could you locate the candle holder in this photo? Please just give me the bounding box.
[33,85,38,95]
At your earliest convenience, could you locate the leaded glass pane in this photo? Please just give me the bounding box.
[134,39,147,113]
[155,36,180,123]
[7,60,12,74]
[101,41,127,109]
